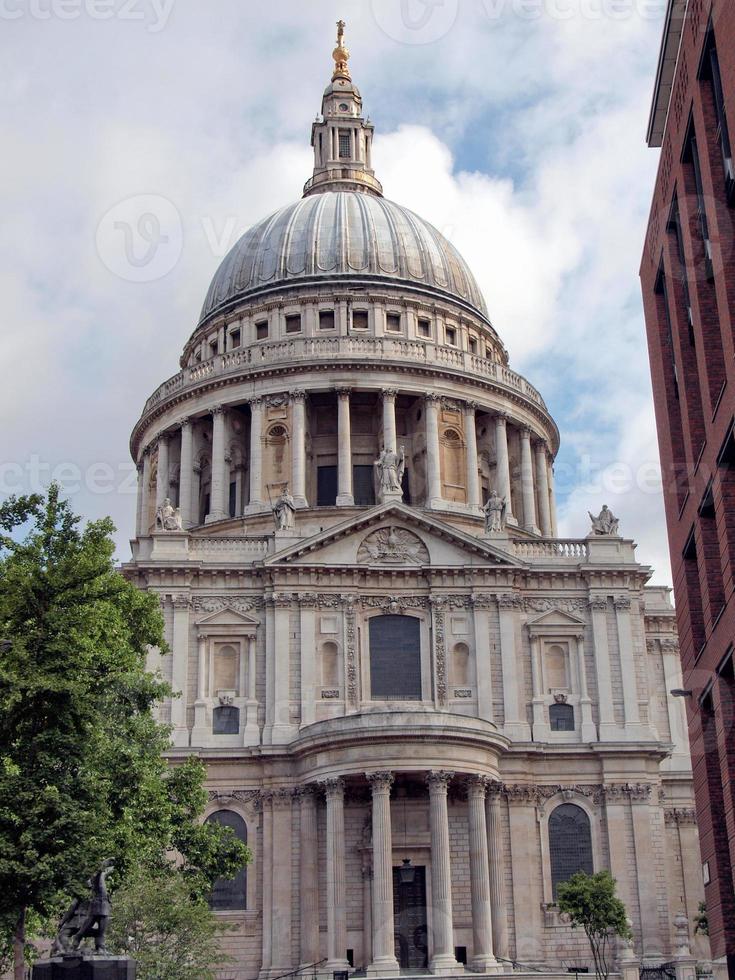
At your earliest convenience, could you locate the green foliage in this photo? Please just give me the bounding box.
[557,871,631,980]
[0,487,250,973]
[694,901,709,936]
[108,867,233,980]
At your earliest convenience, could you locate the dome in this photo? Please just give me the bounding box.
[199,191,490,326]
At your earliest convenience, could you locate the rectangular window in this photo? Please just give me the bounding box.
[699,482,726,625]
[683,528,706,660]
[229,481,237,519]
[445,326,456,346]
[469,336,478,354]
[338,130,351,159]
[256,320,269,340]
[229,329,241,350]
[209,338,218,358]
[352,309,369,330]
[685,126,714,280]
[319,310,335,331]
[353,465,376,506]
[386,313,401,332]
[701,24,735,204]
[369,615,422,700]
[317,465,338,506]
[417,317,431,337]
[285,314,302,334]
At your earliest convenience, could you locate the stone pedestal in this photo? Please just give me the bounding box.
[33,955,136,979]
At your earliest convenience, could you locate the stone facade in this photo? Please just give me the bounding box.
[125,25,708,979]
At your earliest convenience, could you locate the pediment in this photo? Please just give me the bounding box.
[526,607,586,636]
[195,606,259,629]
[265,503,523,569]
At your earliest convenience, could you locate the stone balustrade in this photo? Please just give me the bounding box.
[141,336,548,419]
[511,539,589,560]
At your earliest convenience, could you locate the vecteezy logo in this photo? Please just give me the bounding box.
[370,0,459,44]
[95,194,183,282]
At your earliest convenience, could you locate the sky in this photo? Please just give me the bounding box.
[0,0,672,583]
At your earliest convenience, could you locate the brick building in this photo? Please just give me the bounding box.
[641,1,735,975]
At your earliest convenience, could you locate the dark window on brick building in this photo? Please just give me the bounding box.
[700,23,735,204]
[698,481,727,626]
[683,528,706,659]
[717,425,735,582]
[548,804,593,898]
[685,125,714,280]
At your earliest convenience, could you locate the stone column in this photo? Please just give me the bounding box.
[299,787,320,969]
[324,778,349,971]
[427,771,461,973]
[520,427,539,533]
[529,636,549,740]
[155,435,170,510]
[614,596,645,738]
[576,635,597,741]
[207,406,228,522]
[425,394,442,508]
[486,783,509,960]
[367,772,400,976]
[169,595,190,747]
[259,793,273,979]
[547,456,558,536]
[248,397,264,507]
[336,388,354,506]
[179,418,194,529]
[535,443,552,536]
[494,415,515,524]
[135,460,145,537]
[589,597,618,739]
[382,388,397,451]
[140,448,152,535]
[467,777,498,972]
[464,401,481,511]
[271,790,294,973]
[192,632,207,739]
[291,391,307,507]
[498,594,531,740]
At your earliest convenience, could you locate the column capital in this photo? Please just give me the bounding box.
[295,784,320,804]
[211,404,226,417]
[366,770,394,793]
[291,390,307,404]
[614,595,632,610]
[520,425,532,440]
[425,392,442,403]
[335,386,351,398]
[179,416,191,430]
[494,412,509,427]
[426,770,454,792]
[247,395,264,408]
[381,387,398,400]
[321,776,345,799]
[466,774,490,799]
[464,400,479,414]
[588,595,608,611]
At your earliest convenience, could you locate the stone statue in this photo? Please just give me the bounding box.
[588,504,620,536]
[483,488,507,533]
[374,446,405,495]
[50,859,115,956]
[273,486,296,531]
[155,497,182,531]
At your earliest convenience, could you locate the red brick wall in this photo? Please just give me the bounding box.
[640,0,735,968]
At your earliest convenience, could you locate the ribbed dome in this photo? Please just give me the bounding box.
[199,191,489,325]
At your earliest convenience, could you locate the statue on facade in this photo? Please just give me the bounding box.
[155,497,182,531]
[588,504,620,536]
[51,860,115,956]
[374,446,405,495]
[483,488,507,533]
[273,486,296,531]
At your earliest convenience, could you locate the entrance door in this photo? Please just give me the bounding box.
[392,866,428,970]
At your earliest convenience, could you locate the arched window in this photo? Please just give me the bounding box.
[206,811,248,910]
[321,641,340,688]
[369,615,421,700]
[545,643,569,689]
[213,704,240,735]
[548,803,593,898]
[213,644,238,693]
[549,702,575,732]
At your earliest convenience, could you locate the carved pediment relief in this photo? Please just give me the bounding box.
[357,527,430,565]
[195,605,259,631]
[526,607,586,638]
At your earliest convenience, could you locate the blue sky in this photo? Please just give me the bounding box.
[0,0,672,581]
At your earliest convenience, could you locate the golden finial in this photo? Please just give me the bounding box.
[332,18,351,81]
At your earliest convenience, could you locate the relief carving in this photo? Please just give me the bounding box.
[357,527,429,565]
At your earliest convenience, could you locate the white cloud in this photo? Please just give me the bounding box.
[0,0,673,584]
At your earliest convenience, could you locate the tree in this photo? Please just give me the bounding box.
[107,867,233,980]
[0,487,249,978]
[556,871,632,980]
[694,901,709,936]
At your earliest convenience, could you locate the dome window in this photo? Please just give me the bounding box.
[417,318,431,338]
[386,313,401,333]
[285,314,302,334]
[469,336,478,354]
[256,320,269,341]
[352,309,368,331]
[445,326,457,346]
[319,310,335,331]
[229,328,241,350]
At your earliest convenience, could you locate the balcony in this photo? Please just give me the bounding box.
[140,336,549,420]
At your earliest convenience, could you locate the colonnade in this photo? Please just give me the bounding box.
[136,388,557,536]
[282,771,505,975]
